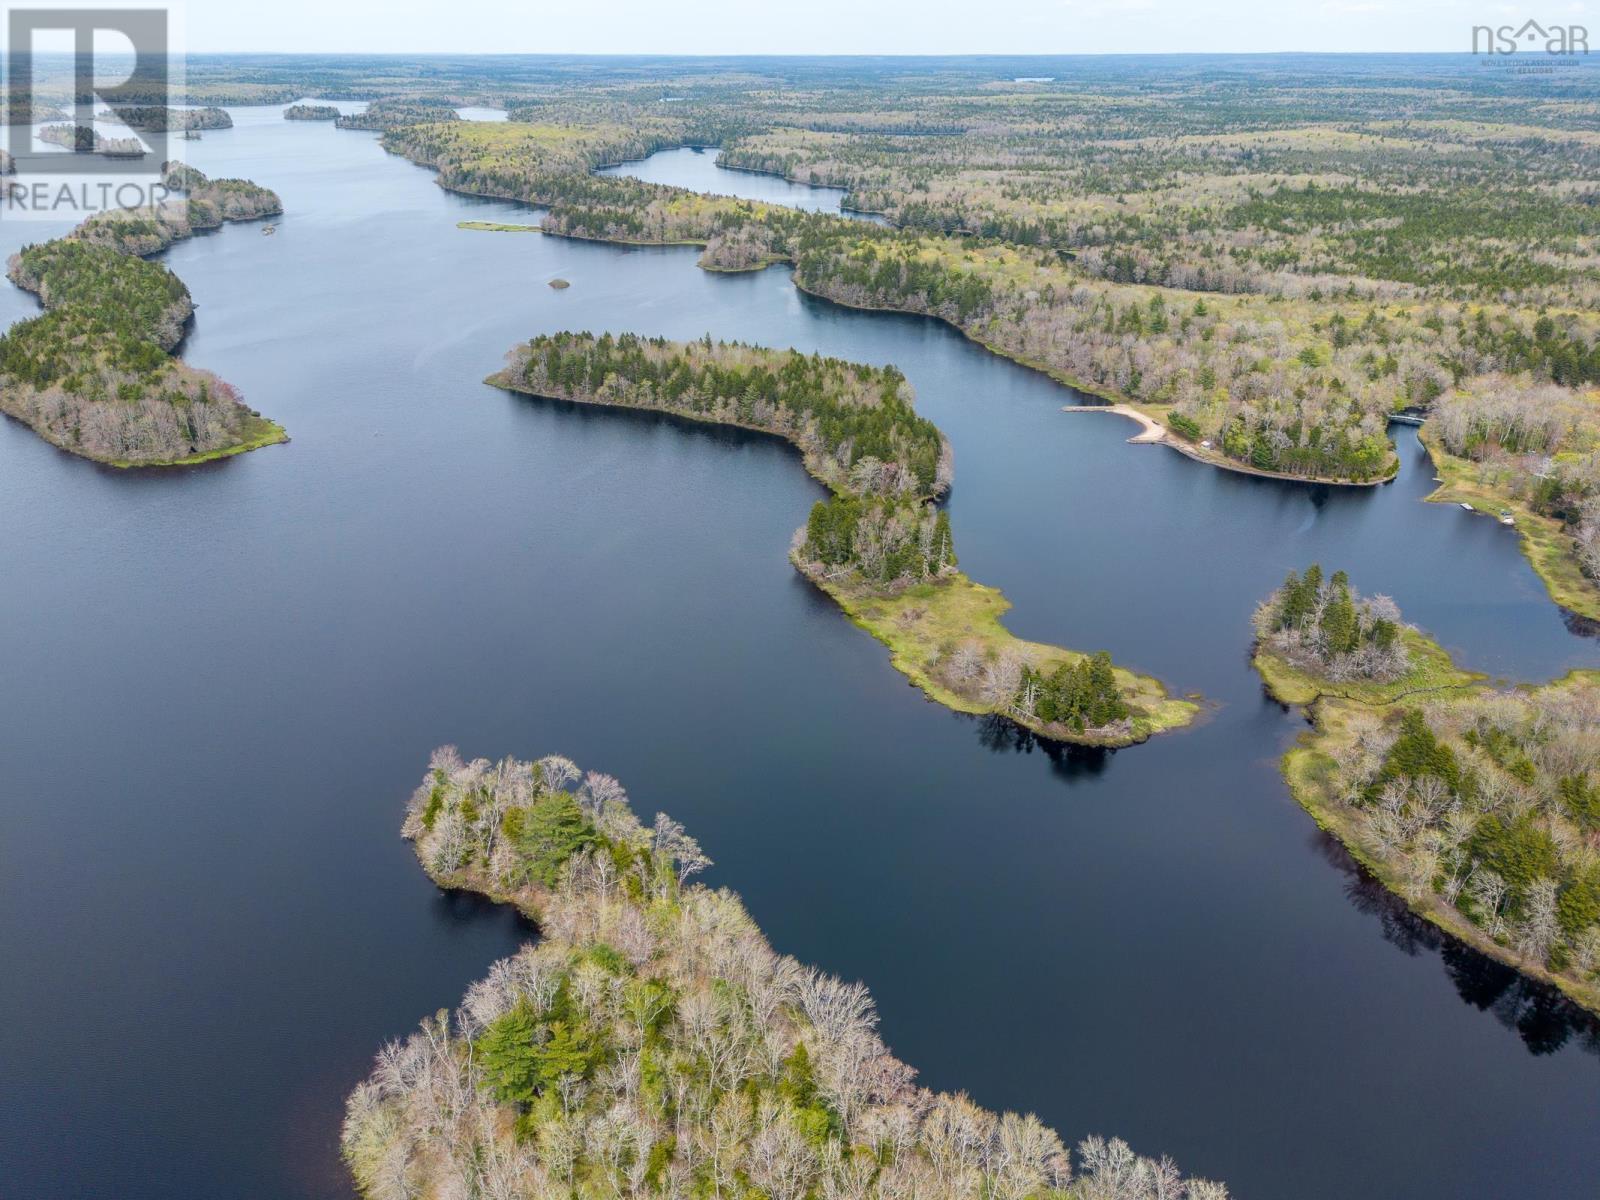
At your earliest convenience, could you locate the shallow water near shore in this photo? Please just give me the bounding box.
[1,109,1598,1200]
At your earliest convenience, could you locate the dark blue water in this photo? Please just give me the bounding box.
[1,108,1596,1200]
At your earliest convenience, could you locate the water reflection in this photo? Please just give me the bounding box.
[1316,831,1600,1057]
[1561,609,1600,640]
[970,712,1115,777]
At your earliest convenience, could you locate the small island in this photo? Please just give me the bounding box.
[491,332,1197,745]
[1254,565,1600,1015]
[110,105,233,132]
[283,104,341,121]
[39,123,143,157]
[0,165,286,466]
[341,745,1233,1200]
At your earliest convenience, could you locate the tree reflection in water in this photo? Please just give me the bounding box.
[1315,830,1600,1057]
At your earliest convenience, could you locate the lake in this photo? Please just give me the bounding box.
[1,106,1596,1200]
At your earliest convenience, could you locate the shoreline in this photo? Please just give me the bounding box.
[1,167,287,467]
[786,272,1401,488]
[489,366,1199,747]
[409,146,1401,492]
[1417,427,1600,622]
[1257,645,1600,1018]
[803,560,1200,747]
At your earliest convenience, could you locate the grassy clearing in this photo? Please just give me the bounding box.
[806,564,1199,747]
[1421,431,1600,621]
[1253,627,1482,707]
[457,220,542,232]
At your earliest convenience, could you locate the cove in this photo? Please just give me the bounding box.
[0,111,1597,1200]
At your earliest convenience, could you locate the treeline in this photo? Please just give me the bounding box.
[1253,564,1409,683]
[0,165,283,465]
[343,745,1233,1200]
[499,331,949,497]
[284,104,341,121]
[336,98,460,131]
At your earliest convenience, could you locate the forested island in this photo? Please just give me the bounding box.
[1254,567,1600,1014]
[491,332,1196,745]
[0,165,285,465]
[39,123,143,157]
[111,105,234,132]
[284,104,341,121]
[342,745,1233,1200]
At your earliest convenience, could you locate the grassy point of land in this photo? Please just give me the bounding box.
[1253,626,1483,707]
[106,417,288,468]
[805,563,1200,746]
[1420,429,1600,622]
[457,219,542,232]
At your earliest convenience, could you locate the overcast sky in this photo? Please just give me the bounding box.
[165,0,1591,55]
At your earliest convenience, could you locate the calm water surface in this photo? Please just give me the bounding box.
[600,145,884,219]
[2,109,1597,1200]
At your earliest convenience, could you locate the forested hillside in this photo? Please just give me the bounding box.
[0,165,284,465]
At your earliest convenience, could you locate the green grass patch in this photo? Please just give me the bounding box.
[806,564,1199,746]
[458,220,543,232]
[1253,626,1482,707]
[110,416,288,468]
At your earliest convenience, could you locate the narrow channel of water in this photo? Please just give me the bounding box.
[600,144,887,221]
[1,110,1595,1200]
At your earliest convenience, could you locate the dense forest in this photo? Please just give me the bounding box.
[337,97,461,131]
[494,333,1178,743]
[284,104,341,121]
[1252,564,1409,684]
[343,746,1232,1200]
[0,165,284,465]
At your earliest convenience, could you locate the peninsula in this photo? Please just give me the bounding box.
[0,164,286,466]
[1254,565,1600,1015]
[341,745,1234,1200]
[491,332,1197,745]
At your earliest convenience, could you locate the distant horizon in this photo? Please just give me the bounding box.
[15,0,1582,60]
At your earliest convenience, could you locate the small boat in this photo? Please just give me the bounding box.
[181,130,201,141]
[1499,511,1515,525]
[262,224,276,236]
[1460,502,1474,511]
